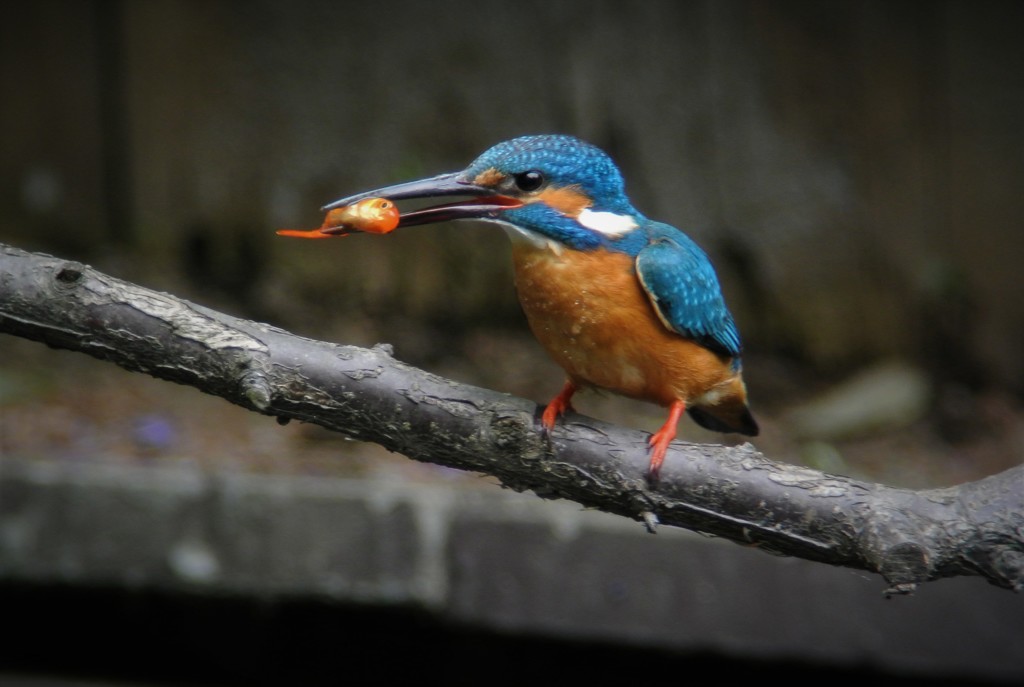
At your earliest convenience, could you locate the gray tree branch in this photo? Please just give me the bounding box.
[1,242,1021,594]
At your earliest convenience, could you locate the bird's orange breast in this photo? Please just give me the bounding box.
[510,240,743,408]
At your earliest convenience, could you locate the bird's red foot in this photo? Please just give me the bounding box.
[541,381,578,432]
[647,400,686,480]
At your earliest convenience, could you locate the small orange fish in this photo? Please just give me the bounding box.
[277,197,400,239]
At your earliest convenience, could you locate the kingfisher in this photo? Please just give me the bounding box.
[321,135,758,479]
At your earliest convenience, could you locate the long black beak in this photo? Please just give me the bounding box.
[322,172,522,228]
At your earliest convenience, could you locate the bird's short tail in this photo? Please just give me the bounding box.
[687,376,759,436]
[687,403,759,436]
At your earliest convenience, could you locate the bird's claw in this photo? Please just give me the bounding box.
[540,381,578,435]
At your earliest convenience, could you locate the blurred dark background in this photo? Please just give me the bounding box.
[4,0,1024,480]
[2,1,1024,684]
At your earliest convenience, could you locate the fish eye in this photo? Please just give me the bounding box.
[514,170,545,192]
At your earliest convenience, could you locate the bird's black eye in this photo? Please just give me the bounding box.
[513,170,545,192]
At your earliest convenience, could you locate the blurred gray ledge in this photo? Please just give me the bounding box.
[1,458,1022,683]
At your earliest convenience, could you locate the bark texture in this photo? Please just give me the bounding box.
[1,243,1021,594]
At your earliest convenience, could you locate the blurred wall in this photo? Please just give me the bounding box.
[2,0,1023,392]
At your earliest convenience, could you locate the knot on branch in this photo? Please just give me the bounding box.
[240,367,273,411]
[55,266,84,285]
[964,536,1024,592]
[879,542,929,596]
[487,410,546,462]
[991,550,1024,592]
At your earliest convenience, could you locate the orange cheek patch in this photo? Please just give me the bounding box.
[537,185,592,217]
[473,168,506,187]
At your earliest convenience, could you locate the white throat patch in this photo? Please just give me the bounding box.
[498,221,564,254]
[577,208,638,237]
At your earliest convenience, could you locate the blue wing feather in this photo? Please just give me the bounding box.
[635,225,742,359]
